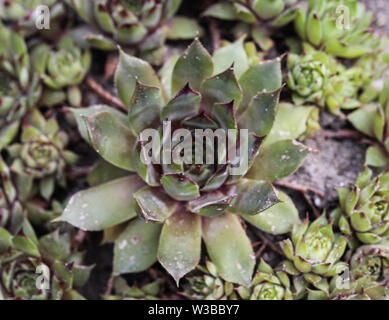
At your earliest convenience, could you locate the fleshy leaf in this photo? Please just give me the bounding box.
[161,174,200,201]
[239,88,281,137]
[85,112,136,171]
[202,213,255,286]
[166,17,204,40]
[247,140,309,181]
[187,191,235,216]
[158,210,201,285]
[59,176,144,231]
[200,66,242,112]
[171,39,213,94]
[129,81,163,135]
[161,84,201,121]
[133,186,178,222]
[243,191,300,234]
[115,50,160,107]
[239,58,282,114]
[212,36,249,79]
[69,105,128,143]
[227,179,279,215]
[114,218,162,274]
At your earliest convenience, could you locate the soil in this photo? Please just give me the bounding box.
[77,0,389,299]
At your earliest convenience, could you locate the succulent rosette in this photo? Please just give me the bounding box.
[330,276,388,300]
[59,38,308,286]
[184,260,239,300]
[279,214,348,299]
[0,225,93,300]
[31,36,91,107]
[238,259,294,300]
[1,153,65,230]
[204,0,299,51]
[6,108,78,201]
[185,259,294,300]
[0,22,42,150]
[67,0,202,65]
[0,0,65,34]
[350,241,389,282]
[355,39,389,104]
[348,79,389,169]
[103,276,160,300]
[331,168,389,246]
[295,0,377,59]
[286,43,361,115]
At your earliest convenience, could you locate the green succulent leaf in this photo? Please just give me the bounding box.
[115,50,161,107]
[247,140,309,181]
[161,174,200,201]
[212,36,249,79]
[243,191,300,234]
[85,112,136,171]
[114,218,162,274]
[239,88,281,137]
[133,186,178,223]
[158,210,201,285]
[227,179,279,216]
[59,176,144,231]
[239,58,282,114]
[202,213,255,287]
[171,39,213,94]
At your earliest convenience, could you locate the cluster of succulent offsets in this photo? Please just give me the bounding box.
[0,0,388,301]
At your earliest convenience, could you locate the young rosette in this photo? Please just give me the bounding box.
[203,0,299,51]
[279,214,348,300]
[60,38,308,287]
[67,0,202,64]
[0,22,42,150]
[31,36,91,107]
[0,0,65,34]
[6,108,78,201]
[238,259,294,300]
[350,241,389,282]
[0,224,93,300]
[286,43,361,115]
[183,260,239,300]
[348,79,389,169]
[103,277,160,300]
[330,276,389,300]
[331,168,389,246]
[295,0,377,59]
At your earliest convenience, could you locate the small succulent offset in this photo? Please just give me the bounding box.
[31,36,91,107]
[67,0,202,65]
[350,241,389,282]
[59,38,308,287]
[295,0,377,59]
[330,239,389,300]
[279,214,348,300]
[331,168,389,246]
[103,277,160,300]
[0,0,65,35]
[6,108,78,201]
[355,39,389,104]
[0,22,42,150]
[0,225,93,300]
[330,276,389,300]
[286,43,361,115]
[183,260,239,300]
[204,0,299,51]
[348,79,389,169]
[185,259,294,300]
[238,259,294,300]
